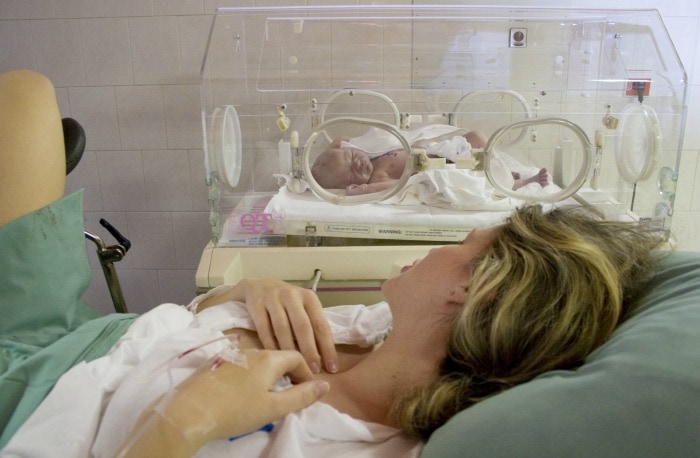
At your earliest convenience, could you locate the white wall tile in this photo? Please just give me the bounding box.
[153,0,203,16]
[671,210,700,251]
[118,269,162,314]
[618,0,667,15]
[96,150,149,211]
[101,0,153,18]
[570,0,620,7]
[683,86,700,150]
[164,84,202,149]
[143,149,194,211]
[126,211,177,269]
[662,17,697,78]
[172,212,211,268]
[31,19,86,86]
[0,20,35,71]
[55,0,105,19]
[667,0,700,17]
[54,87,71,117]
[4,0,54,19]
[188,149,210,211]
[157,269,198,305]
[68,86,122,150]
[83,268,116,315]
[129,16,181,84]
[80,18,134,86]
[691,152,700,211]
[674,149,697,211]
[691,20,700,86]
[115,85,168,150]
[65,151,105,212]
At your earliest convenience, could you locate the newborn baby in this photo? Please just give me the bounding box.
[311,126,547,196]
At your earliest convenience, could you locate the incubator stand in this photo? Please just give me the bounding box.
[197,5,687,301]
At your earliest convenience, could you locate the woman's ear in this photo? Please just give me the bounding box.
[446,283,469,307]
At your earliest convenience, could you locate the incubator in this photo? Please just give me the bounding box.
[197,5,687,302]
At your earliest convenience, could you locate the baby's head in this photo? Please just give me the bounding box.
[311,147,373,189]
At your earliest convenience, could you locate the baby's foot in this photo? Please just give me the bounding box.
[512,168,548,190]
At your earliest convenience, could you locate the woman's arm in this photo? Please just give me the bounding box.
[197,278,338,374]
[117,349,330,457]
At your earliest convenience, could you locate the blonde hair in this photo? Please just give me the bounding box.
[395,205,665,439]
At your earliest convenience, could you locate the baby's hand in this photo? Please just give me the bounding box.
[345,183,367,195]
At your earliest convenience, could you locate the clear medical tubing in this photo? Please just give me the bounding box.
[484,117,592,203]
[302,117,414,205]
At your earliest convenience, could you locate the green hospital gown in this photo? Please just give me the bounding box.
[0,190,137,446]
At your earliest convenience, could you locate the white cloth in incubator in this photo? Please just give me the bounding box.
[381,153,515,210]
[4,299,417,458]
[385,168,490,209]
[340,124,471,162]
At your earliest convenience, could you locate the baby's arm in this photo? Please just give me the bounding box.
[345,179,398,195]
[328,136,350,149]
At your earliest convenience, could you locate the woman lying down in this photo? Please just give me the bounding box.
[5,208,663,457]
[1,70,665,457]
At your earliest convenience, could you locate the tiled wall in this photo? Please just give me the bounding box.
[1,0,699,314]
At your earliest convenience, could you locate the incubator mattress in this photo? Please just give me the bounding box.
[262,187,516,242]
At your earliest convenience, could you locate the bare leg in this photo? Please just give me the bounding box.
[464,130,488,149]
[0,70,65,226]
[512,167,548,190]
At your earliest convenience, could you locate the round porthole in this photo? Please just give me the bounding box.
[209,105,242,188]
[319,89,401,143]
[614,103,661,184]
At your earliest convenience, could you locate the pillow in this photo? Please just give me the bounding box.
[422,250,700,457]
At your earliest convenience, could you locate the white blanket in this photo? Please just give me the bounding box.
[341,124,472,162]
[3,292,421,458]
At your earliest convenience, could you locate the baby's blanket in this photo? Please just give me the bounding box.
[340,124,472,162]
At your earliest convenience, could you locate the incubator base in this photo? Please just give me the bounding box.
[196,244,438,307]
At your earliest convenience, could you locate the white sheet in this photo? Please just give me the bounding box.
[3,296,421,458]
[264,185,517,230]
[340,124,472,162]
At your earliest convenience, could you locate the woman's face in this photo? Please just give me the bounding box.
[382,227,500,315]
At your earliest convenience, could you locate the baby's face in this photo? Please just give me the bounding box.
[314,148,373,188]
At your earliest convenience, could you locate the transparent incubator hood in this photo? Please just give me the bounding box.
[200,5,687,247]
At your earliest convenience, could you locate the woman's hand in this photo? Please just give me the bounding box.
[178,349,331,441]
[197,278,338,374]
[118,349,330,457]
[239,278,338,374]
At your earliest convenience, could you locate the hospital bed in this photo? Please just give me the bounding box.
[197,5,686,305]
